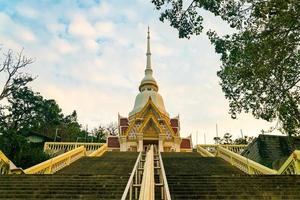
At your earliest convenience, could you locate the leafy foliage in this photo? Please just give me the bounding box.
[0,130,50,169]
[1,75,89,168]
[3,86,62,132]
[213,133,254,145]
[91,125,107,143]
[152,0,300,136]
[234,135,254,145]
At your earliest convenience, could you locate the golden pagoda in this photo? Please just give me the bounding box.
[107,27,192,152]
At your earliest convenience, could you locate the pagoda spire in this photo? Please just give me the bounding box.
[129,27,168,117]
[138,26,158,92]
[146,26,151,69]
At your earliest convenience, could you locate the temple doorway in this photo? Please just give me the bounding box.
[143,139,158,152]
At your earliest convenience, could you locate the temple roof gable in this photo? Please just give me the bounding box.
[124,98,177,138]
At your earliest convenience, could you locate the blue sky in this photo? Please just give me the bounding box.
[0,0,277,143]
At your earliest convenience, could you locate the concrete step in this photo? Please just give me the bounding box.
[162,152,300,199]
[0,152,139,199]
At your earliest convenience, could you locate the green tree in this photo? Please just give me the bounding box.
[222,133,233,144]
[234,136,254,145]
[58,111,83,141]
[1,85,85,141]
[0,84,86,167]
[0,130,50,169]
[152,0,300,136]
[92,125,106,143]
[213,136,221,144]
[4,86,63,133]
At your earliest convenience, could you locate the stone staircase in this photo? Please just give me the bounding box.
[162,152,300,199]
[0,152,138,199]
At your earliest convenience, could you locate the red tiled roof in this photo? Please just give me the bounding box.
[170,118,179,127]
[107,137,120,148]
[172,127,178,134]
[180,138,191,149]
[120,118,129,126]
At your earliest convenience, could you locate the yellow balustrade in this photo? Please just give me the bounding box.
[198,144,300,175]
[277,150,300,175]
[199,144,247,155]
[139,145,155,200]
[197,145,214,157]
[216,146,277,174]
[44,142,104,154]
[88,144,108,157]
[0,150,10,175]
[24,146,87,174]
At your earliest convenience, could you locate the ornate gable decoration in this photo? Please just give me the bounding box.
[125,98,176,138]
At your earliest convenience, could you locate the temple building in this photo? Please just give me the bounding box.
[107,28,192,152]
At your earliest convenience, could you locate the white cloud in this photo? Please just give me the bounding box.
[53,38,77,54]
[46,22,65,34]
[15,4,39,19]
[18,28,37,43]
[68,15,96,38]
[83,39,99,51]
[94,21,115,38]
[89,1,112,17]
[0,13,37,44]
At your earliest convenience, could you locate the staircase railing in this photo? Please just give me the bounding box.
[197,145,214,157]
[122,145,171,200]
[24,146,87,174]
[277,150,300,175]
[199,144,247,154]
[44,142,103,154]
[197,145,276,174]
[197,144,300,175]
[121,151,143,200]
[216,145,277,174]
[0,150,10,174]
[139,145,155,200]
[158,152,172,200]
[88,144,107,157]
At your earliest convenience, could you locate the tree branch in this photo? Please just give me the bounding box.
[0,49,34,101]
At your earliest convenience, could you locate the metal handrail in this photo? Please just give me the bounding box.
[158,152,172,200]
[121,151,143,200]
